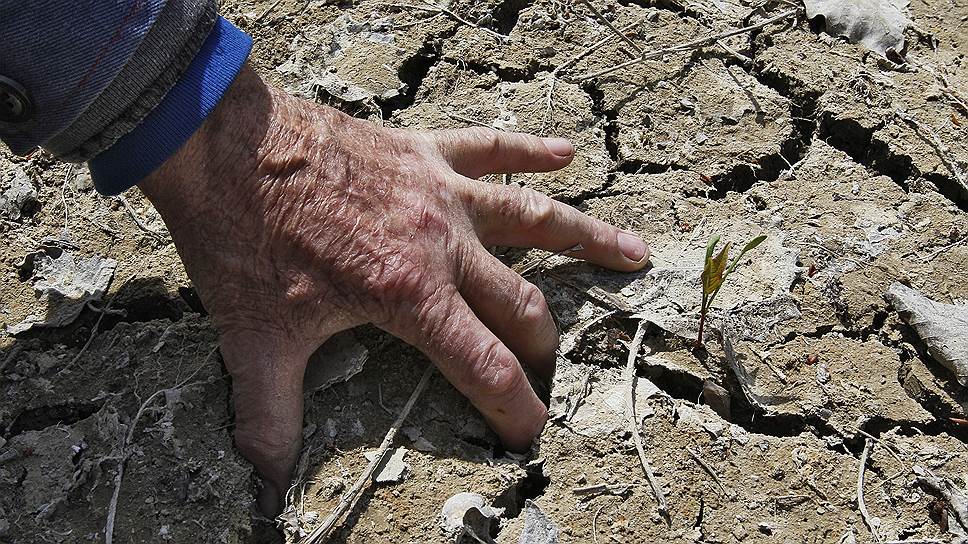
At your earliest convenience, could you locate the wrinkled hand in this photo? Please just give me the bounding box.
[139,66,650,513]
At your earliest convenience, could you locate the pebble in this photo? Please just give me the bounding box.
[730,424,750,445]
[815,364,831,384]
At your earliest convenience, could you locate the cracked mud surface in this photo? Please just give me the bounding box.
[1,0,967,542]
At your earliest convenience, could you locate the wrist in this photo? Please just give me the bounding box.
[138,64,272,216]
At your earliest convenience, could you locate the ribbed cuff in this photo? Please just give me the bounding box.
[89,16,252,196]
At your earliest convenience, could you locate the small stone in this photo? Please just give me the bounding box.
[439,492,503,536]
[364,447,409,484]
[732,525,749,541]
[459,418,487,442]
[816,364,831,384]
[730,424,750,445]
[0,165,38,220]
[757,522,773,535]
[701,380,730,419]
[302,423,317,440]
[520,501,560,544]
[702,420,726,437]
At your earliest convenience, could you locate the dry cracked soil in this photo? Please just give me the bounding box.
[1,0,967,543]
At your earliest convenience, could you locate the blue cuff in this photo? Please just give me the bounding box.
[89,17,252,195]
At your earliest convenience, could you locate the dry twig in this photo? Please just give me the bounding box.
[894,110,968,195]
[857,439,881,542]
[576,0,643,57]
[58,294,119,375]
[555,21,641,76]
[624,320,669,519]
[515,243,584,276]
[923,233,968,262]
[592,505,604,544]
[255,0,283,22]
[105,347,219,544]
[572,9,798,81]
[117,195,166,241]
[686,446,727,495]
[565,369,593,421]
[381,2,508,41]
[572,483,632,496]
[307,365,434,542]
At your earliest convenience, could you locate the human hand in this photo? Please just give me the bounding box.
[139,66,650,514]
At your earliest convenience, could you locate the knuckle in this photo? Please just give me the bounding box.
[466,127,503,161]
[516,188,557,230]
[468,339,523,402]
[234,428,296,464]
[513,282,550,327]
[364,254,429,306]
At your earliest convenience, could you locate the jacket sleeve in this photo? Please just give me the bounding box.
[0,0,219,161]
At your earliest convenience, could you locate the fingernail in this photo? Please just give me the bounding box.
[618,231,649,262]
[542,137,574,157]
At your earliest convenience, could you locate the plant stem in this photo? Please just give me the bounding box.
[696,292,708,347]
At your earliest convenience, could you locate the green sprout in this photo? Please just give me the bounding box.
[696,234,767,347]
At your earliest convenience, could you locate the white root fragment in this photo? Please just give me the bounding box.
[856,439,881,542]
[624,320,669,518]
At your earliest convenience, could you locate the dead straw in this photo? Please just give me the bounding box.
[856,439,881,542]
[576,0,643,57]
[572,9,798,81]
[306,364,434,542]
[623,320,669,519]
[105,346,219,544]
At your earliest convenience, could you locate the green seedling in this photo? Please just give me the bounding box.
[696,234,767,347]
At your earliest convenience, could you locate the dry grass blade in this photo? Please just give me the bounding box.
[514,243,583,276]
[307,364,435,542]
[686,446,727,496]
[57,294,119,375]
[117,195,167,242]
[554,20,641,75]
[623,320,669,519]
[894,110,968,194]
[572,9,798,81]
[856,439,881,542]
[576,0,643,57]
[380,2,508,41]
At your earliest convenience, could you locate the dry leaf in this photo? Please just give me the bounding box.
[885,282,968,386]
[803,0,911,58]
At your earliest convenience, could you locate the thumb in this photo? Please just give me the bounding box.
[220,332,312,516]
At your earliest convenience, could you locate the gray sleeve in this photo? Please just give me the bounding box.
[0,0,218,161]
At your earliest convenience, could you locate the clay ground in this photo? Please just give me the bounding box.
[2,0,967,542]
